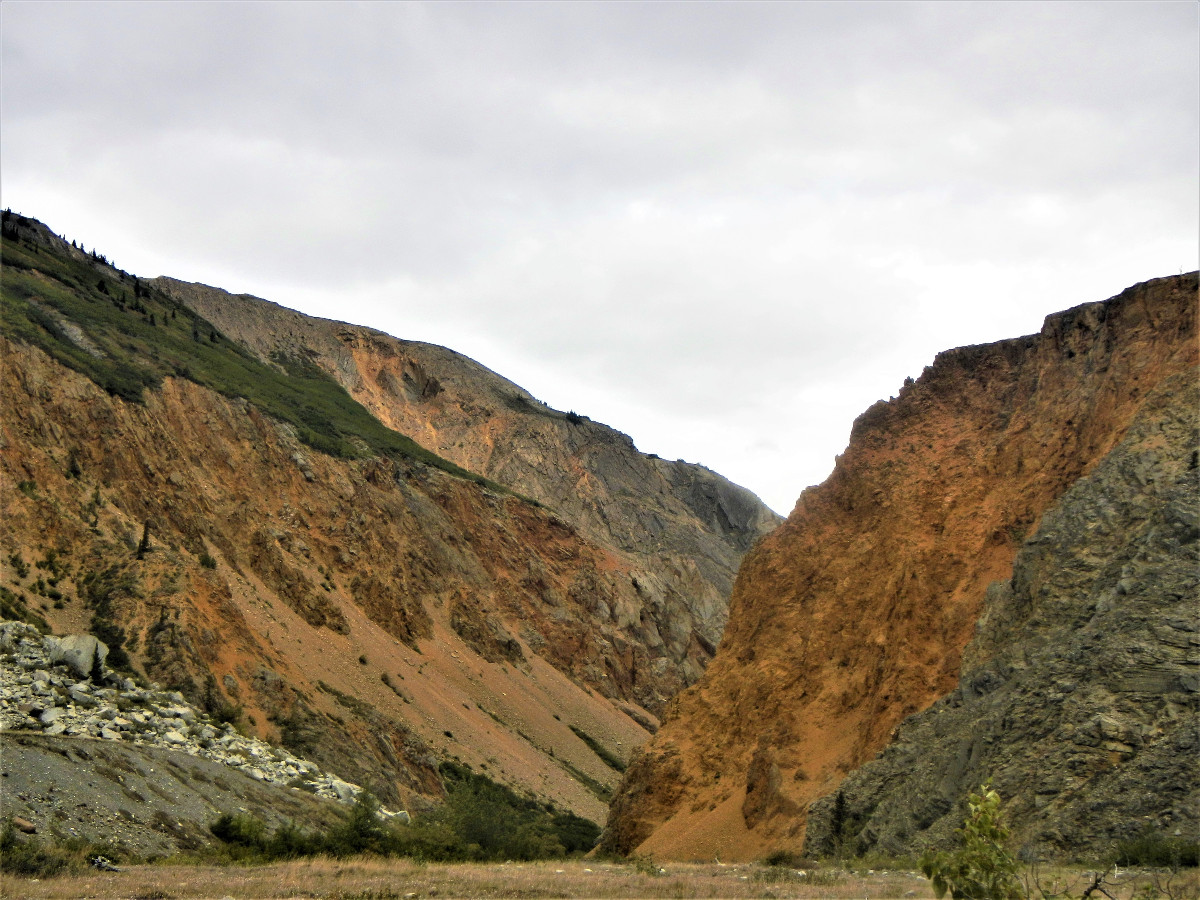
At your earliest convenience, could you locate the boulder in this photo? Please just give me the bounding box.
[48,634,109,679]
[329,777,358,802]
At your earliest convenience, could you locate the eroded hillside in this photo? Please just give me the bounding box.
[157,278,781,702]
[601,272,1198,860]
[0,212,769,824]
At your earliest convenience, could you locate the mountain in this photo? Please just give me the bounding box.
[154,276,781,708]
[0,211,777,824]
[600,272,1198,860]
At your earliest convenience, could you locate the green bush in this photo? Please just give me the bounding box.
[1115,826,1199,868]
[206,769,600,863]
[210,812,266,850]
[0,821,128,878]
[323,791,395,858]
[0,822,70,878]
[921,783,1023,900]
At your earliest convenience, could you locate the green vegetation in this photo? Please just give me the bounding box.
[1115,826,1199,868]
[0,212,506,489]
[917,783,1199,900]
[207,767,600,863]
[0,819,127,878]
[8,551,30,580]
[921,784,1024,900]
[569,724,626,772]
[435,760,600,857]
[0,585,49,631]
[77,563,139,671]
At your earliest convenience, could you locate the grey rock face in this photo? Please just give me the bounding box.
[804,372,1200,859]
[47,633,108,679]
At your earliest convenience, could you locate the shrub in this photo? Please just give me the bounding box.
[210,812,266,850]
[324,791,399,858]
[1115,826,1199,868]
[0,821,69,878]
[0,821,125,877]
[921,783,1023,900]
[209,768,600,864]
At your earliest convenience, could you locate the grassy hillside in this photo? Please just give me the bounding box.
[0,211,500,488]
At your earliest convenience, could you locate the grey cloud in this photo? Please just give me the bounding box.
[2,1,1195,511]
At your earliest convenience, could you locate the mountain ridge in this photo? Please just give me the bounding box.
[155,275,780,703]
[0,211,776,827]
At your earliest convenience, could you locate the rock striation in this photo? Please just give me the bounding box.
[803,371,1199,857]
[601,273,1198,860]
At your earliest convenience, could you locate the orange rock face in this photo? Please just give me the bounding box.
[0,214,777,826]
[601,273,1198,860]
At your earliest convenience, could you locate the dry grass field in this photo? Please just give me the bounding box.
[2,857,937,900]
[7,856,1196,900]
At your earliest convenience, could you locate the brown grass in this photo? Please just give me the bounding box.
[3,857,936,899]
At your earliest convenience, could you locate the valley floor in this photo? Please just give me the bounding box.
[5,857,936,899]
[9,858,1199,900]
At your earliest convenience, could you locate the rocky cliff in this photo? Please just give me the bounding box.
[803,370,1198,857]
[157,278,781,703]
[0,212,771,824]
[601,272,1198,860]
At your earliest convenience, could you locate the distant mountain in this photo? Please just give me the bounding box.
[601,272,1199,860]
[0,210,777,826]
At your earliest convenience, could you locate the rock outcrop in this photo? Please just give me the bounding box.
[601,273,1198,860]
[803,371,1199,857]
[45,632,108,679]
[157,277,781,699]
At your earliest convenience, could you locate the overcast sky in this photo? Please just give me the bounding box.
[3,2,1197,513]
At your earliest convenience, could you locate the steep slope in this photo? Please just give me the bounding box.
[0,334,646,821]
[601,273,1198,860]
[157,278,781,703]
[803,371,1199,857]
[0,212,772,823]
